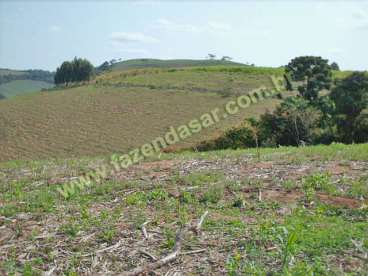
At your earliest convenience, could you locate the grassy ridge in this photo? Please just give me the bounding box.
[110,58,247,70]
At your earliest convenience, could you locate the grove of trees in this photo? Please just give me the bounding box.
[54,57,94,85]
[199,56,368,150]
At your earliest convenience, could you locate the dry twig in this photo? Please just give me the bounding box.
[124,211,209,276]
[141,221,150,240]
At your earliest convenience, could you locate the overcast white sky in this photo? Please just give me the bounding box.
[0,0,367,71]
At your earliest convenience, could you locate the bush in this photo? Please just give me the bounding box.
[353,111,368,143]
[198,98,324,151]
[258,97,323,146]
[330,72,368,143]
[197,120,258,151]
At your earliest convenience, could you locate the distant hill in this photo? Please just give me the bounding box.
[0,68,54,99]
[0,80,53,98]
[109,58,247,71]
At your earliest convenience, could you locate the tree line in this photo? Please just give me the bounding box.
[199,56,368,150]
[0,69,54,86]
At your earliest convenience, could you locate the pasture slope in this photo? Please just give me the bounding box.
[0,143,367,274]
[0,62,286,162]
[0,68,54,99]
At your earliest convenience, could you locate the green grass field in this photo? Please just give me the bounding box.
[0,143,367,274]
[0,65,286,162]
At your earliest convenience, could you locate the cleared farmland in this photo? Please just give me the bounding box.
[0,66,285,162]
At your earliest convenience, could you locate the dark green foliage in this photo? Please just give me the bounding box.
[353,111,368,143]
[286,56,332,101]
[284,74,293,91]
[0,93,5,100]
[96,61,110,73]
[258,97,323,146]
[330,62,340,71]
[330,72,368,143]
[197,58,367,151]
[199,97,329,151]
[331,72,368,118]
[54,57,94,85]
[197,119,258,150]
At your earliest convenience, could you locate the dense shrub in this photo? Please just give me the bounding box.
[330,72,368,143]
[197,120,258,151]
[353,111,368,143]
[258,97,324,146]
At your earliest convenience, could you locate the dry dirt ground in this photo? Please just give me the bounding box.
[1,152,368,275]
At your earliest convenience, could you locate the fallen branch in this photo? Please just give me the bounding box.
[181,249,206,255]
[194,211,209,234]
[125,211,209,276]
[258,189,262,202]
[124,227,184,276]
[44,265,57,276]
[139,249,157,261]
[96,240,122,254]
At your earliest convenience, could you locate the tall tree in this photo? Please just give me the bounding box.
[330,72,368,143]
[207,54,216,60]
[330,62,340,71]
[285,56,332,102]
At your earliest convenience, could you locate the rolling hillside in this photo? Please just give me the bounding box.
[109,58,247,70]
[0,80,53,98]
[0,68,54,99]
[0,64,286,162]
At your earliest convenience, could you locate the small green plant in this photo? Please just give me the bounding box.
[179,190,196,204]
[282,180,297,191]
[232,195,247,208]
[22,262,38,276]
[200,183,225,204]
[225,180,240,193]
[303,184,316,203]
[226,251,242,275]
[348,179,368,199]
[303,173,336,194]
[181,171,224,186]
[147,188,168,201]
[163,228,176,249]
[278,227,298,273]
[99,227,117,244]
[302,173,336,203]
[60,222,80,238]
[125,191,147,206]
